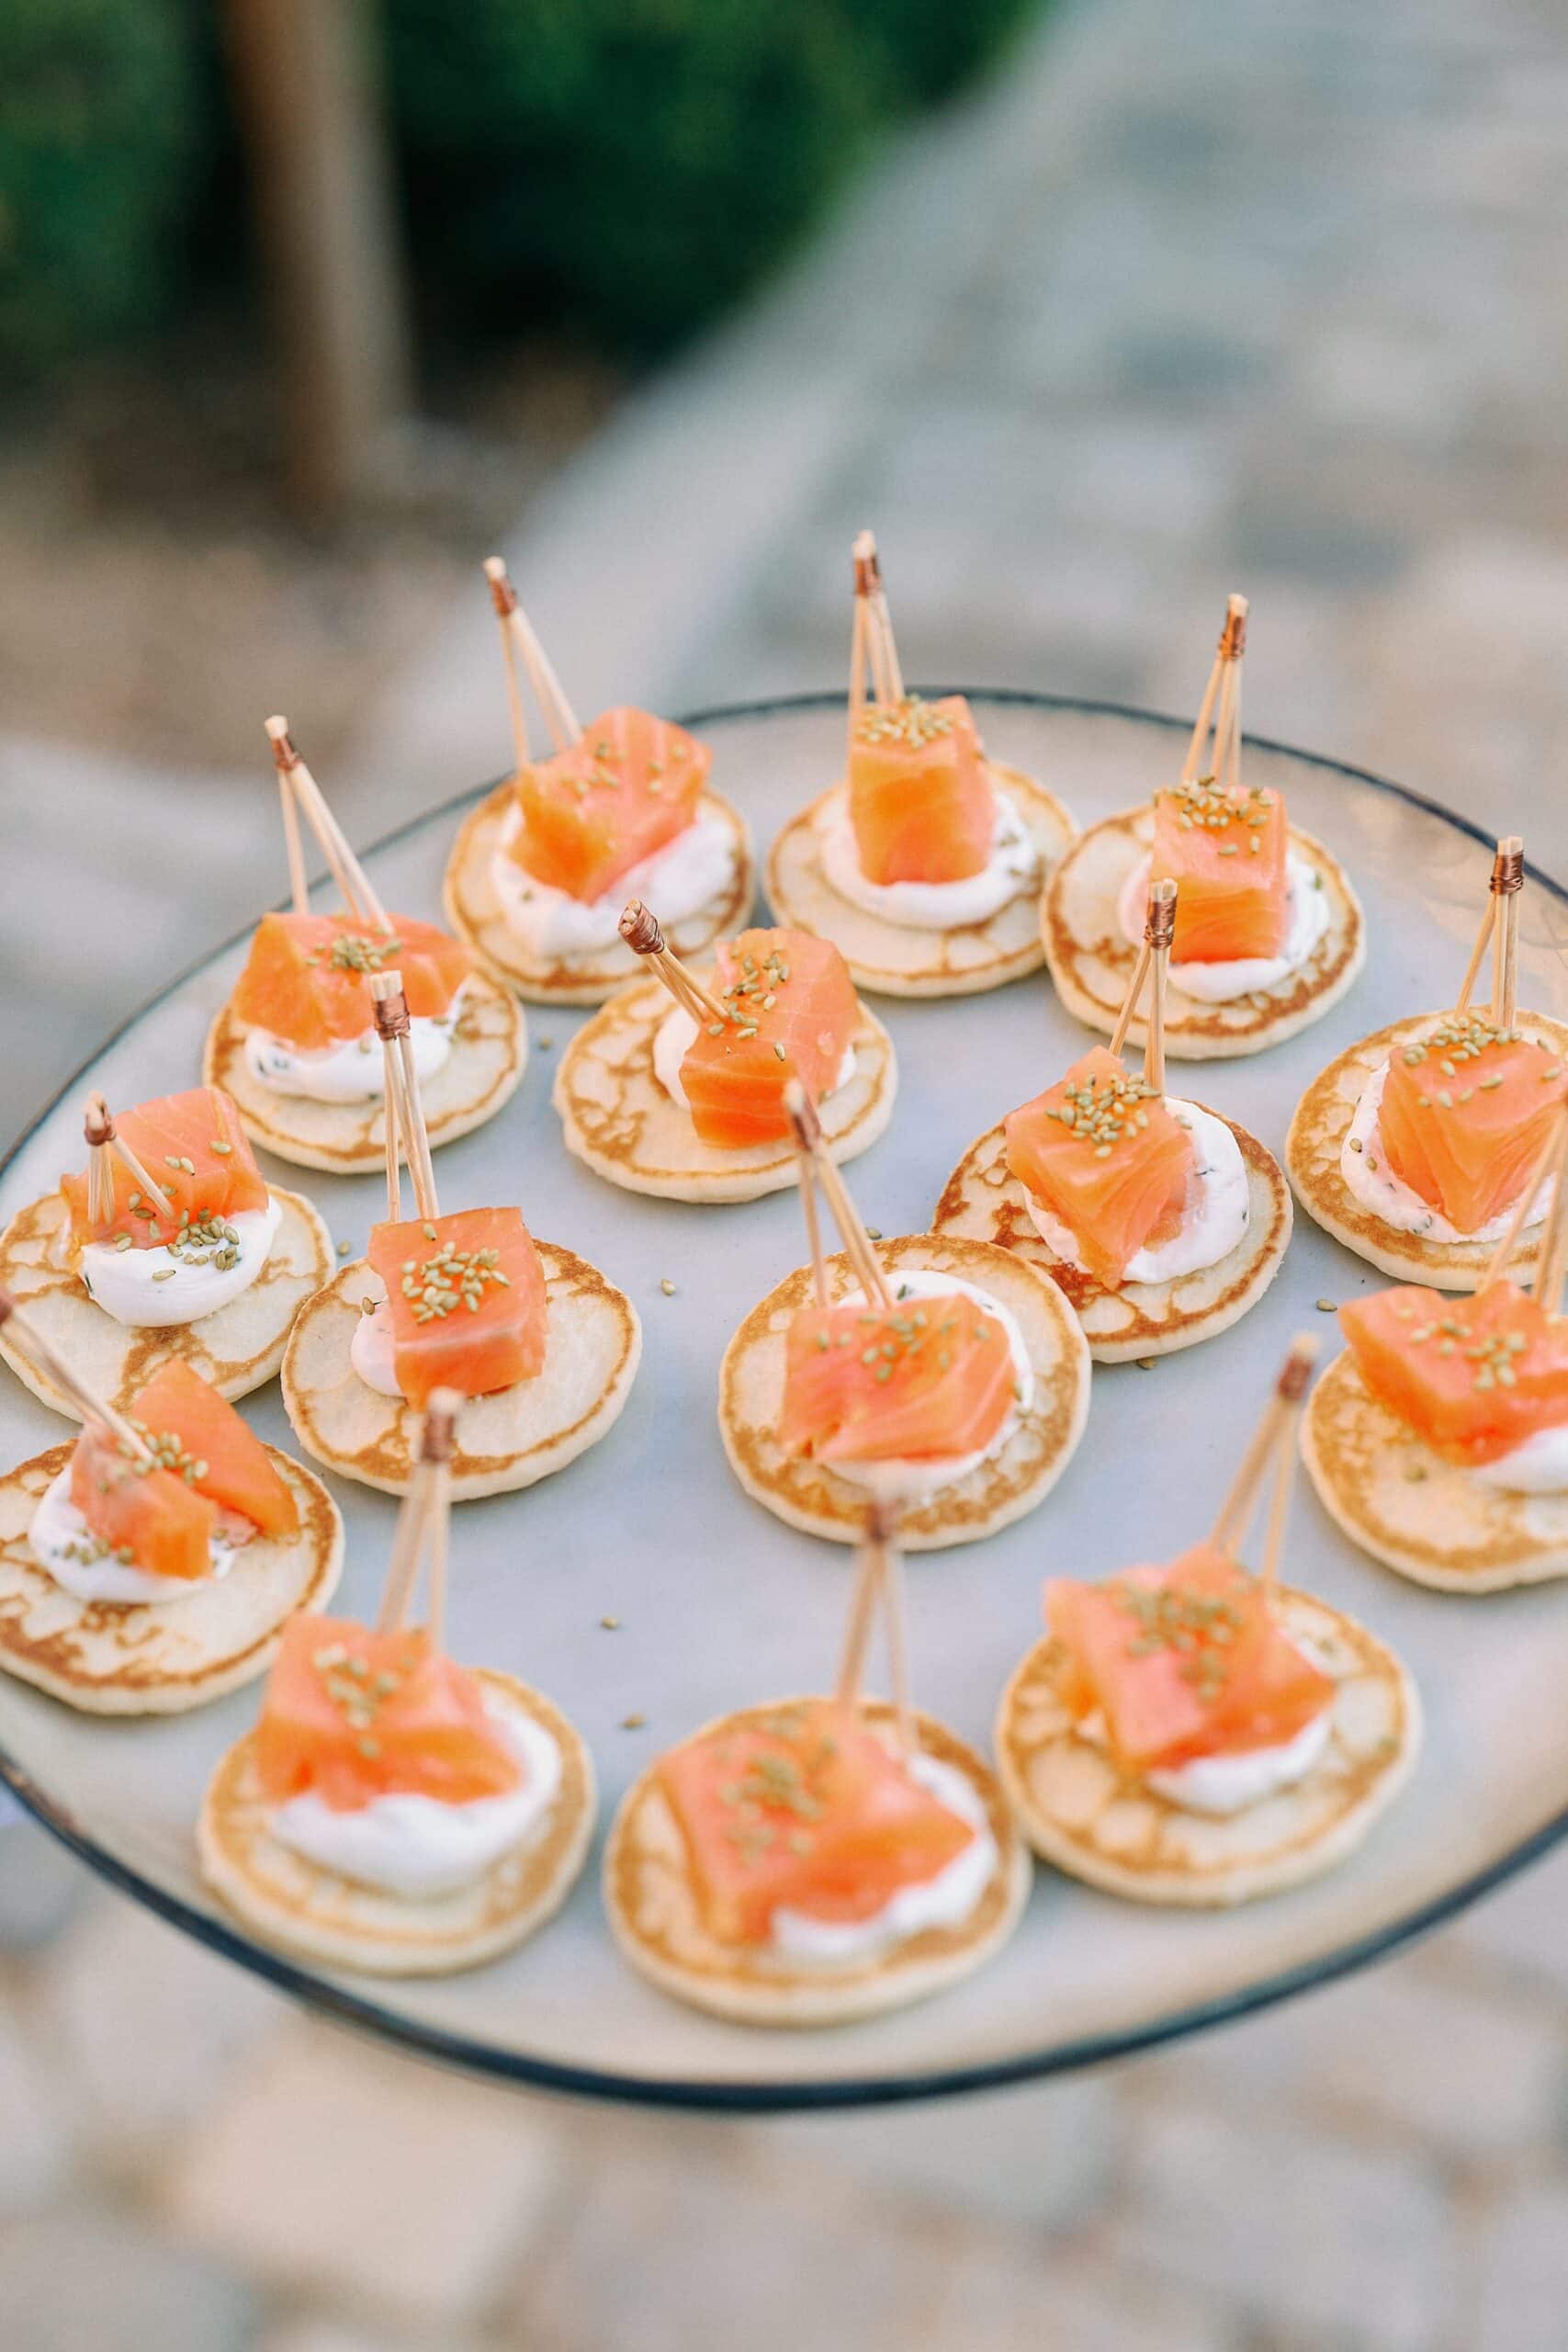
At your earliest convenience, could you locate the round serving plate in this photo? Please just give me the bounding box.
[4,692,1567,2112]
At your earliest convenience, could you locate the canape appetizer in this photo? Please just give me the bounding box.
[996,1337,1419,1905]
[1043,596,1364,1056]
[765,532,1077,997]
[204,718,526,1173]
[718,1083,1089,1547]
[442,558,754,1003]
[0,1085,332,1419]
[552,900,897,1202]
[606,1498,1026,2022]
[0,1290,341,1713]
[199,1390,595,1973]
[935,877,1292,1359]
[1289,835,1568,1286]
[1303,1112,1568,1590]
[281,967,639,1497]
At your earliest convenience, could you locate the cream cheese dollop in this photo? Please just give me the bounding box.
[350,1297,401,1398]
[1024,1100,1249,1284]
[822,1269,1032,1504]
[1340,1057,1556,1242]
[767,1752,996,1962]
[1468,1424,1568,1494]
[266,1701,561,1898]
[28,1464,243,1605]
[242,993,461,1106]
[815,784,1040,932]
[651,1007,857,1114]
[491,805,739,960]
[79,1197,281,1329]
[1118,849,1328,1002]
[1143,1708,1332,1815]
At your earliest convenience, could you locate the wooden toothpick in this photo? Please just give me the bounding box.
[84,1094,174,1223]
[0,1286,152,1454]
[783,1080,893,1308]
[1490,835,1524,1028]
[375,1387,461,1642]
[1179,593,1247,789]
[265,718,392,933]
[617,900,731,1029]
[369,970,438,1223]
[1144,877,1177,1093]
[850,530,904,713]
[834,1499,914,1755]
[481,557,581,755]
[1456,837,1512,1013]
[1481,1102,1568,1295]
[1210,1333,1319,1562]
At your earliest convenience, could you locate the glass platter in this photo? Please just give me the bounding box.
[3,692,1566,2112]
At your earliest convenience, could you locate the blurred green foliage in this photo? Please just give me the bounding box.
[0,0,204,371]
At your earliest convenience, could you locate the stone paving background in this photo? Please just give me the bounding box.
[6,0,1568,2344]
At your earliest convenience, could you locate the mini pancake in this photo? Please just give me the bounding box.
[1287,1010,1568,1287]
[1303,1346,1568,1592]
[718,1234,1090,1550]
[443,779,755,1006]
[1043,805,1364,1057]
[995,1586,1420,1906]
[0,1184,333,1420]
[553,973,897,1204]
[931,1106,1292,1362]
[280,1243,641,1499]
[198,1672,594,1975]
[0,1440,342,1715]
[604,1698,1027,2026]
[765,764,1077,1000]
[202,969,526,1174]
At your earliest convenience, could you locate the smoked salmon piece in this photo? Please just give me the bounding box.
[1046,1543,1334,1774]
[254,1616,523,1813]
[780,1287,1016,1465]
[367,1206,547,1408]
[131,1359,298,1537]
[1004,1046,1194,1290]
[231,912,470,1053]
[679,929,859,1149]
[656,1698,976,1944]
[1341,1282,1568,1466]
[1150,777,1288,962]
[62,1085,268,1252]
[507,707,711,902]
[848,695,994,885]
[69,1419,216,1583]
[1375,1015,1567,1233]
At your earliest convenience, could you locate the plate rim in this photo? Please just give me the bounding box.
[4,685,1565,2112]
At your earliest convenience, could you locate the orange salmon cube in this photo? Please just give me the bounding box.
[656,1698,976,1944]
[367,1205,547,1408]
[131,1359,298,1537]
[230,912,470,1053]
[848,694,994,885]
[780,1288,1015,1465]
[254,1616,523,1812]
[1151,777,1288,961]
[1341,1282,1568,1466]
[1004,1046,1194,1289]
[69,1420,216,1583]
[1046,1543,1334,1774]
[62,1086,267,1252]
[678,929,859,1148]
[1376,1015,1568,1234]
[508,707,710,902]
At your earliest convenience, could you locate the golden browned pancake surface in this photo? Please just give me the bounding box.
[198,1673,594,1975]
[0,1185,333,1419]
[718,1234,1090,1549]
[202,969,526,1173]
[281,1244,641,1498]
[1042,806,1363,1057]
[1286,1009,1568,1287]
[995,1587,1419,1905]
[604,1699,1028,2026]
[932,1106,1291,1361]
[443,779,754,1004]
[1302,1347,1568,1591]
[0,1442,342,1714]
[553,973,897,1203]
[764,763,1077,999]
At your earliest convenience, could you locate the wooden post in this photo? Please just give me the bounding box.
[223,0,414,517]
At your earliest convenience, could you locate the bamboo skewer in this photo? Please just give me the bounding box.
[482,558,581,754]
[279,769,310,916]
[265,718,392,933]
[1179,593,1247,786]
[1491,835,1524,1028]
[617,900,731,1029]
[84,1095,174,1224]
[1455,838,1522,1014]
[1258,1369,1313,1606]
[0,1287,152,1456]
[1527,1113,1568,1315]
[1143,878,1177,1092]
[790,1130,830,1309]
[369,972,439,1223]
[783,1080,894,1308]
[851,530,904,710]
[370,977,406,1225]
[833,1499,913,1754]
[1109,936,1151,1061]
[375,1389,461,1640]
[484,559,533,775]
[1210,1334,1320,1559]
[1481,1105,1568,1295]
